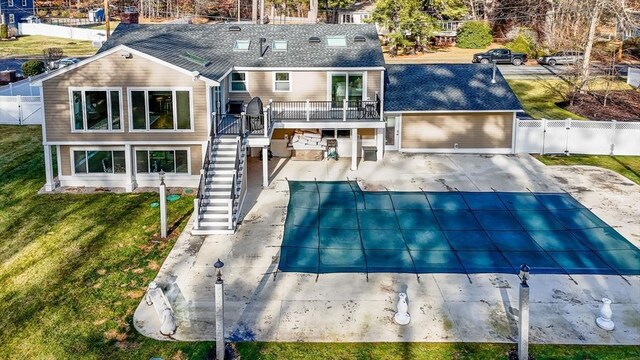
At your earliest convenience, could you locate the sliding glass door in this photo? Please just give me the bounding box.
[331,73,363,108]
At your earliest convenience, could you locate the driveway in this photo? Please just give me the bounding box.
[134,153,640,344]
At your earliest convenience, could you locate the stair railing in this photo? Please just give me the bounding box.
[194,139,212,230]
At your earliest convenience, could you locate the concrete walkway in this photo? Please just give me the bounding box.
[134,153,640,344]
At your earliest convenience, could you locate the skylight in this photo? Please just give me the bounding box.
[234,40,250,51]
[179,52,210,67]
[273,40,288,51]
[326,35,347,47]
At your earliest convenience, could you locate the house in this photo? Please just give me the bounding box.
[336,2,375,25]
[384,64,521,153]
[32,23,386,234]
[32,23,522,235]
[0,0,34,31]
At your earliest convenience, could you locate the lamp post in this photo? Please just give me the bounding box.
[159,170,167,239]
[518,264,530,360]
[214,259,225,360]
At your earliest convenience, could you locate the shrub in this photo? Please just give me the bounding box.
[456,21,492,49]
[506,32,538,58]
[0,24,7,40]
[61,10,70,18]
[623,37,640,58]
[50,9,60,17]
[36,9,48,17]
[21,60,46,77]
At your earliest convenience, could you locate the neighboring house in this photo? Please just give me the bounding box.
[433,20,466,46]
[0,0,34,30]
[384,64,521,153]
[32,23,522,235]
[336,2,375,25]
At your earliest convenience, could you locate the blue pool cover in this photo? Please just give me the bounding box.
[278,181,640,276]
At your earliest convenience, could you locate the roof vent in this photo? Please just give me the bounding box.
[229,25,241,31]
[354,35,366,42]
[308,36,321,43]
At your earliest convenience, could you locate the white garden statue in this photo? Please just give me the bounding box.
[394,293,411,325]
[596,297,615,330]
[160,308,177,336]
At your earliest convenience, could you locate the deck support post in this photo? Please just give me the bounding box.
[351,128,358,171]
[214,264,225,360]
[124,144,134,192]
[262,145,269,188]
[43,144,55,191]
[376,128,384,161]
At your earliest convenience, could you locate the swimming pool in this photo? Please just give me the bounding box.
[278,181,640,276]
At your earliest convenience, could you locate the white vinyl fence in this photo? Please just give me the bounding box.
[516,119,640,156]
[0,96,43,125]
[0,78,40,96]
[628,68,640,88]
[18,23,110,43]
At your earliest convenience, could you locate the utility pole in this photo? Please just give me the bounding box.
[103,0,110,39]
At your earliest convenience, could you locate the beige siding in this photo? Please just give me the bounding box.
[401,113,513,149]
[42,52,209,143]
[190,145,202,175]
[60,145,71,176]
[228,70,383,103]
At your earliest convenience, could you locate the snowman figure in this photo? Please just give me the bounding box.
[394,293,411,325]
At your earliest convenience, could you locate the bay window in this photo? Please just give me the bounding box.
[136,150,189,173]
[129,89,192,130]
[73,150,125,174]
[70,88,122,131]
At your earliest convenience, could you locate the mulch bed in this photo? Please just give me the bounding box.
[558,90,640,121]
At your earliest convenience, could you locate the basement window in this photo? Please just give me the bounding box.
[326,35,347,47]
[234,40,251,51]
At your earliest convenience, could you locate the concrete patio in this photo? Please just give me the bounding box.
[134,153,640,344]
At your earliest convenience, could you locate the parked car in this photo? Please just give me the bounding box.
[56,58,81,68]
[472,49,528,66]
[537,51,584,66]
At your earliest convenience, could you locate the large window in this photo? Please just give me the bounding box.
[71,89,122,131]
[330,73,364,107]
[136,150,188,173]
[273,72,291,92]
[230,72,247,92]
[73,150,125,174]
[129,89,192,131]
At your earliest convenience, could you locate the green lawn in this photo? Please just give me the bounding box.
[1,125,638,359]
[235,343,640,360]
[507,79,584,120]
[0,125,213,359]
[535,155,640,185]
[89,21,120,30]
[0,35,96,58]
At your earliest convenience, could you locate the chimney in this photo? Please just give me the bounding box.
[491,60,497,84]
[121,7,139,24]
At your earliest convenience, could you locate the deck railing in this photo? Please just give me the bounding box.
[269,99,380,122]
[213,112,271,137]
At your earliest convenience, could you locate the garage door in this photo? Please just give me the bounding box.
[400,113,514,152]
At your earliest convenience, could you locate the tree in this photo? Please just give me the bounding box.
[456,20,492,48]
[22,60,46,77]
[429,0,469,20]
[370,0,438,54]
[43,48,64,69]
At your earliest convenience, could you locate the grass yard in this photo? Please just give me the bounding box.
[89,21,120,31]
[235,343,640,360]
[535,155,640,185]
[0,125,638,359]
[0,35,96,58]
[0,125,213,359]
[507,79,584,120]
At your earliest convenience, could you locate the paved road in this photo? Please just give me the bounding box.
[498,63,632,78]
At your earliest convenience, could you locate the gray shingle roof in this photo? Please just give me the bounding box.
[384,64,522,112]
[100,23,385,81]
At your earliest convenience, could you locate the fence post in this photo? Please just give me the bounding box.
[541,118,547,155]
[609,120,617,156]
[564,118,571,156]
[17,95,23,125]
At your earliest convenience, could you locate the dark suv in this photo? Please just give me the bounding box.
[538,51,584,66]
